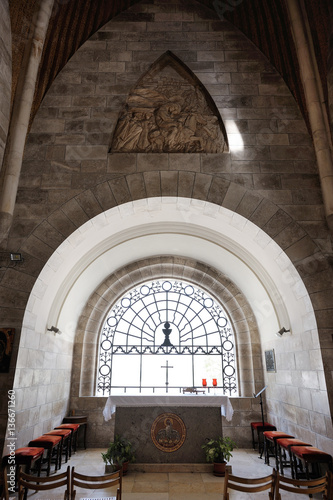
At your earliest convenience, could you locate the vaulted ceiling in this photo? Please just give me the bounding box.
[9,0,330,128]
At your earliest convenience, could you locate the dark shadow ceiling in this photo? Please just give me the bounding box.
[8,0,330,129]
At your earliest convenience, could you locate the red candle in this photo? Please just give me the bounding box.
[212,378,217,387]
[202,378,207,387]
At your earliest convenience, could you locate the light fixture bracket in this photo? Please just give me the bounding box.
[275,327,290,337]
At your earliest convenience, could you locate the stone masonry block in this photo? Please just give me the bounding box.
[126,173,147,200]
[201,153,231,173]
[108,153,137,174]
[143,171,161,197]
[109,176,132,205]
[207,176,230,205]
[160,171,178,196]
[66,145,108,160]
[137,153,169,172]
[92,182,117,211]
[75,190,103,219]
[192,173,212,200]
[169,154,200,172]
[178,171,195,198]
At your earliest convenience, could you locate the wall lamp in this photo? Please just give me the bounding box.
[47,326,62,335]
[275,327,290,337]
[0,252,24,265]
[10,252,24,262]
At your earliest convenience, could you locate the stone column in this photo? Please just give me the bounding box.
[0,0,54,242]
[287,0,333,234]
[328,1,333,144]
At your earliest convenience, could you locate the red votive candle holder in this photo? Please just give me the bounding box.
[202,378,207,387]
[212,378,217,387]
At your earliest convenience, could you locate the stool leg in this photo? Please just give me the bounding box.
[258,431,264,459]
[73,431,78,453]
[278,446,284,475]
[274,442,279,471]
[58,440,63,469]
[46,449,51,476]
[83,424,87,450]
[68,434,72,458]
[265,438,270,465]
[251,427,255,449]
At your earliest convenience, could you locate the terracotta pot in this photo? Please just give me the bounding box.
[213,461,226,477]
[105,461,129,475]
[121,461,129,475]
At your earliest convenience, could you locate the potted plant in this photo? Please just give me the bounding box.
[202,436,236,476]
[101,434,135,475]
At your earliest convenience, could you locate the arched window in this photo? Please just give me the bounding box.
[97,279,238,396]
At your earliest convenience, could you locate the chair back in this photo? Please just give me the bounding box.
[71,466,122,500]
[223,468,276,500]
[18,465,70,500]
[275,470,331,499]
[1,466,9,500]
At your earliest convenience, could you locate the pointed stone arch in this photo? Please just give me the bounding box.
[110,51,228,153]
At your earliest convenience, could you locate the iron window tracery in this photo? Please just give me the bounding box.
[97,279,238,396]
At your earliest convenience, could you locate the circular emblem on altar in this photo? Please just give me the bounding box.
[151,413,186,452]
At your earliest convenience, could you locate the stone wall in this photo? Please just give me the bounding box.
[0,1,13,453]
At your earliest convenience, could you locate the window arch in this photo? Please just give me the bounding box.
[97,279,238,396]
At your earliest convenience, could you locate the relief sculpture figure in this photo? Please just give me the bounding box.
[110,57,227,153]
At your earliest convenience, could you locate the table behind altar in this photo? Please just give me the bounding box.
[103,395,233,463]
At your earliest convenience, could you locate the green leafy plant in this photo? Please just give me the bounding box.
[202,436,236,463]
[101,434,135,467]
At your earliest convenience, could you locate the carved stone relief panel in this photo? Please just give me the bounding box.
[110,51,228,154]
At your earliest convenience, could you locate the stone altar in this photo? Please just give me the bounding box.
[104,395,233,463]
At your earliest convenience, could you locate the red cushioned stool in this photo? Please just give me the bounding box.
[276,438,312,476]
[1,447,44,496]
[45,428,72,467]
[54,423,80,455]
[250,422,276,456]
[1,447,44,475]
[263,431,294,469]
[28,435,62,476]
[290,446,333,480]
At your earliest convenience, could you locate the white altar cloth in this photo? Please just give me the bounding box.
[103,395,233,422]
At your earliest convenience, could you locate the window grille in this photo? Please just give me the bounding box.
[97,279,237,396]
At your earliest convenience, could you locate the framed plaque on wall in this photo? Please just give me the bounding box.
[264,349,276,373]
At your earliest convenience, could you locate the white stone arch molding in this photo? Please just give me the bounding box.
[24,197,312,347]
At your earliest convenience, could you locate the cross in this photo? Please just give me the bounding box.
[161,360,173,393]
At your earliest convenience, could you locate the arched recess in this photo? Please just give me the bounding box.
[74,256,262,399]
[12,197,331,450]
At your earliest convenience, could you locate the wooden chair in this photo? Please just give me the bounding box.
[1,465,9,500]
[70,466,122,500]
[17,465,70,500]
[222,468,276,500]
[1,447,45,499]
[275,470,332,499]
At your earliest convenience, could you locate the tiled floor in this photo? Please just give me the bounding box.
[18,448,325,499]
